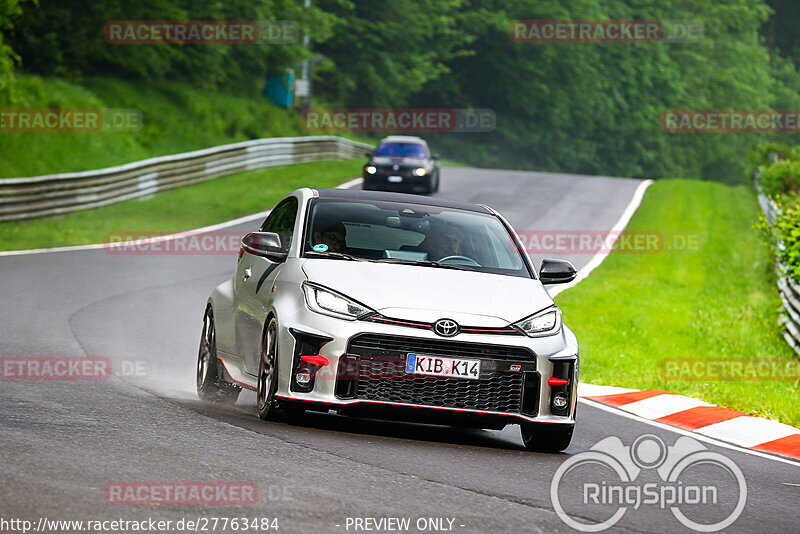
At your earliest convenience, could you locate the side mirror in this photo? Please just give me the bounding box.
[432,153,440,159]
[539,258,577,285]
[364,151,373,159]
[242,232,287,263]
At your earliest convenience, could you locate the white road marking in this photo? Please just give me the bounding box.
[337,177,364,189]
[580,398,800,468]
[548,178,654,298]
[616,393,713,420]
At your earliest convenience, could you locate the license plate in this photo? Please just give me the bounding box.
[387,175,403,182]
[406,353,480,380]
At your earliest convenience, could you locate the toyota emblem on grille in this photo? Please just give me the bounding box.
[433,319,459,337]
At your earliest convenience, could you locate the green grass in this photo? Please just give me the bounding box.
[0,75,376,178]
[0,159,361,251]
[555,179,800,427]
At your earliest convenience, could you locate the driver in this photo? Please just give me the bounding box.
[420,221,463,260]
[313,222,348,253]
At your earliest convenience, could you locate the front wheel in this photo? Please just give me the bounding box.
[520,423,573,452]
[257,317,280,420]
[197,308,241,405]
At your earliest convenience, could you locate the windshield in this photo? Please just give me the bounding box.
[374,142,427,158]
[303,199,531,278]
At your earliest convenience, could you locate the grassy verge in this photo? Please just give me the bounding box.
[0,159,361,251]
[0,75,377,178]
[555,179,800,427]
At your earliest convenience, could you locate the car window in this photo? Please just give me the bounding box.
[260,197,298,253]
[304,199,531,278]
[374,142,427,158]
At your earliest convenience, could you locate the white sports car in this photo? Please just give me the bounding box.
[197,188,579,451]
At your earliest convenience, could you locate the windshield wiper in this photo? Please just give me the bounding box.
[370,258,472,271]
[305,251,364,261]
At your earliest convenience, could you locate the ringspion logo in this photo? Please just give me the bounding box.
[551,434,746,532]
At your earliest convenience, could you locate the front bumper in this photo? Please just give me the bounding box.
[275,306,578,427]
[362,172,430,193]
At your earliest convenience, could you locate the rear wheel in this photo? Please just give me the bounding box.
[197,308,241,405]
[520,423,573,452]
[257,318,280,420]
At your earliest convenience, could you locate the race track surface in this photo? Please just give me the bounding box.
[1,168,797,533]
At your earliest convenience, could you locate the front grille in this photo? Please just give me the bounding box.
[341,334,535,414]
[348,333,535,361]
[379,166,411,177]
[354,357,523,414]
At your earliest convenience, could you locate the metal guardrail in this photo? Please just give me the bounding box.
[0,136,372,222]
[755,157,800,355]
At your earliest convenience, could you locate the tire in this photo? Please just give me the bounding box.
[520,423,574,452]
[197,307,241,405]
[257,317,281,420]
[425,175,436,195]
[433,171,440,193]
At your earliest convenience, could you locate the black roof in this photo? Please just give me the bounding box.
[313,188,490,213]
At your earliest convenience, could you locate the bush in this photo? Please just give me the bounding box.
[773,200,800,282]
[758,158,800,199]
[748,142,798,179]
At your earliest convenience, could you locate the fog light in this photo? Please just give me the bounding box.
[553,393,568,409]
[295,371,312,385]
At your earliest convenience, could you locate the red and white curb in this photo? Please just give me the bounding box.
[579,383,800,462]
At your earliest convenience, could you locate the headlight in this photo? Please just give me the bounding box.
[413,167,428,176]
[514,307,562,337]
[302,283,373,320]
[365,165,377,174]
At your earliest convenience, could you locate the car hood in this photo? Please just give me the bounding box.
[371,156,428,166]
[301,259,552,325]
